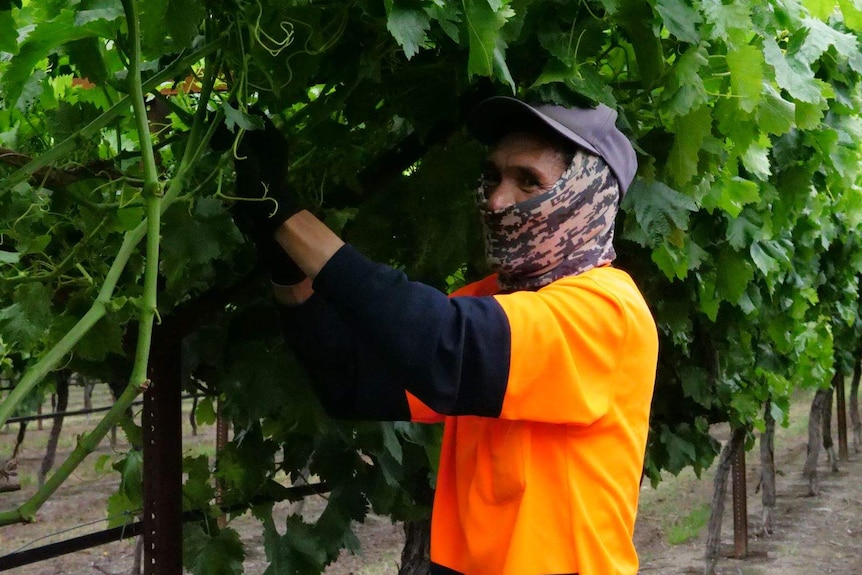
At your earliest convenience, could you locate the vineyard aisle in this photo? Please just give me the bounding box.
[1,391,860,575]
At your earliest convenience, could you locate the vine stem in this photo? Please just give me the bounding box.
[0,381,143,526]
[0,10,222,528]
[122,0,161,388]
[0,29,220,431]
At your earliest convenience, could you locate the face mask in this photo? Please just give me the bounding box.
[476,150,620,292]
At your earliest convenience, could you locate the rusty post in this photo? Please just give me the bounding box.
[836,371,849,462]
[143,343,183,575]
[216,396,229,529]
[731,444,748,559]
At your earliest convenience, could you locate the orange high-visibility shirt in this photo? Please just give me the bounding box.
[408,267,657,575]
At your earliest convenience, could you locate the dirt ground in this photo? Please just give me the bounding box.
[1,388,861,575]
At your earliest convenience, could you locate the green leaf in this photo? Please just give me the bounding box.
[762,38,822,104]
[697,271,720,321]
[74,0,124,26]
[803,0,835,19]
[160,199,242,293]
[750,241,780,275]
[726,45,763,113]
[666,106,712,185]
[655,0,702,44]
[183,524,245,575]
[463,0,511,79]
[381,422,403,464]
[1,12,104,107]
[74,314,125,361]
[0,284,53,349]
[839,0,862,31]
[707,176,760,218]
[182,455,215,510]
[740,138,771,181]
[385,0,431,60]
[0,250,20,263]
[221,102,265,132]
[660,46,708,119]
[165,0,205,49]
[0,10,17,54]
[106,490,139,528]
[700,0,752,44]
[795,100,825,129]
[715,248,754,304]
[115,449,144,504]
[797,17,862,73]
[757,85,795,136]
[621,179,699,245]
[195,396,217,426]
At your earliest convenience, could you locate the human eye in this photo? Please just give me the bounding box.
[518,170,543,192]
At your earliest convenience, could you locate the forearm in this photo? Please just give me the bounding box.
[275,210,344,280]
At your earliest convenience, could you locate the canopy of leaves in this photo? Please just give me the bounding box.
[1,0,861,568]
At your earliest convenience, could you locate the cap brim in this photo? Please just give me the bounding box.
[466,96,601,157]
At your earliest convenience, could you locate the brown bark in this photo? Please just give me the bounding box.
[803,389,829,495]
[399,519,431,575]
[11,421,27,460]
[703,426,747,575]
[38,372,70,488]
[760,401,776,536]
[822,380,838,472]
[851,358,861,453]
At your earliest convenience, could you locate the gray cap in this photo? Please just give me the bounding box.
[467,96,638,195]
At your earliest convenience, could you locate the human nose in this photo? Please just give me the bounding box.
[485,180,519,210]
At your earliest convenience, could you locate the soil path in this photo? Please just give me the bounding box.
[1,390,860,574]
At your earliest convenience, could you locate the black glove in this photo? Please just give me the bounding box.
[232,115,301,234]
[229,115,306,286]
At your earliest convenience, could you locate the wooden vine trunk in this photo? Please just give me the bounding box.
[803,389,829,496]
[760,401,776,536]
[851,358,861,453]
[399,519,431,575]
[703,426,747,575]
[38,371,69,488]
[822,378,838,472]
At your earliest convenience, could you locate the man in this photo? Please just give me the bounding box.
[234,97,658,575]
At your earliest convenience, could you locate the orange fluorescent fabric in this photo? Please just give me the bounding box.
[410,267,658,575]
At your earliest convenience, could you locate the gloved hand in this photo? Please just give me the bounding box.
[228,114,306,286]
[232,114,301,234]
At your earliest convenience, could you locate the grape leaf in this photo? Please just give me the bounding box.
[666,106,712,185]
[802,0,835,19]
[655,0,702,44]
[705,176,760,218]
[385,0,431,60]
[463,0,512,81]
[757,84,795,136]
[165,0,204,49]
[0,283,52,349]
[700,0,752,43]
[740,138,771,181]
[622,179,699,246]
[726,45,764,113]
[0,10,17,54]
[797,17,862,73]
[659,46,708,119]
[839,0,862,31]
[183,524,245,575]
[1,11,105,107]
[715,247,755,304]
[762,37,822,104]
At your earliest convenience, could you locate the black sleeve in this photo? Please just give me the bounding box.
[308,244,511,417]
[278,294,412,420]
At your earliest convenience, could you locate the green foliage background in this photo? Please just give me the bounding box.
[1,0,861,571]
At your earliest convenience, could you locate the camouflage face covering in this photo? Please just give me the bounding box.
[477,150,620,292]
